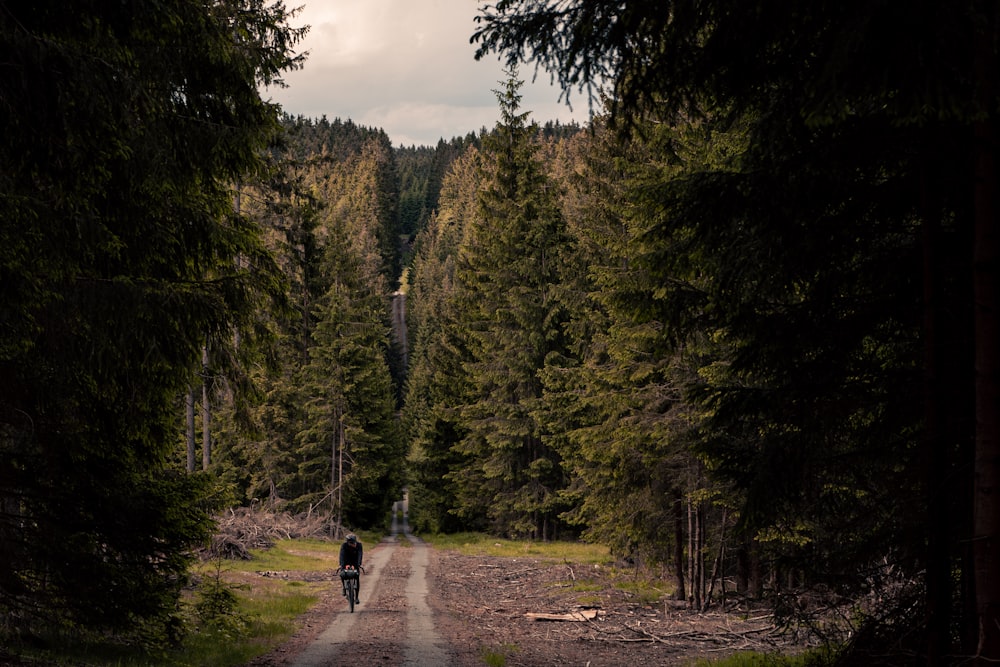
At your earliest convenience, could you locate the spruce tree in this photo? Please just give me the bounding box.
[473,1,992,660]
[451,71,572,538]
[0,0,304,645]
[403,148,483,533]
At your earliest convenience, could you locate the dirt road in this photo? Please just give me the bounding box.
[251,509,804,667]
[286,507,454,666]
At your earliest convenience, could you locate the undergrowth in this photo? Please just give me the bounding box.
[423,531,612,563]
[4,537,344,666]
[688,647,839,667]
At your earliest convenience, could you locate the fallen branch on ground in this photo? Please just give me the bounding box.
[525,610,601,622]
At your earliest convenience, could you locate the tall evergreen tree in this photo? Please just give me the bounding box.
[0,0,304,645]
[451,71,572,538]
[211,122,405,524]
[538,119,714,583]
[299,265,402,527]
[209,143,323,506]
[297,175,403,526]
[474,0,993,661]
[404,148,483,533]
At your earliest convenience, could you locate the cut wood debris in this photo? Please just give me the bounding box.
[525,609,602,622]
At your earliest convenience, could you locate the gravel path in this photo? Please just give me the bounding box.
[286,508,454,667]
[248,513,806,667]
[403,536,452,666]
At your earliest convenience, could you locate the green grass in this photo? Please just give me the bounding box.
[218,536,341,573]
[546,567,674,607]
[177,537,343,665]
[169,534,392,666]
[4,536,363,667]
[165,585,320,666]
[614,576,671,605]
[86,539,340,666]
[562,580,602,592]
[687,647,838,667]
[479,642,519,667]
[543,577,604,606]
[423,531,612,563]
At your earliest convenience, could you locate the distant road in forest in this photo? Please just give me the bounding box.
[286,504,453,666]
[391,291,408,369]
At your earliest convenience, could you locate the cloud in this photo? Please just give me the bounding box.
[263,0,591,147]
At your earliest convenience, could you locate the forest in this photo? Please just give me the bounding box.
[1,1,999,666]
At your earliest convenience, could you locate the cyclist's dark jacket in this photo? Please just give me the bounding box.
[339,540,363,568]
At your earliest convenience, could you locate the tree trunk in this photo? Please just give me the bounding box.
[185,388,196,473]
[972,4,1000,661]
[703,508,727,612]
[921,135,952,665]
[973,113,1000,663]
[688,498,704,610]
[330,422,340,539]
[674,488,686,601]
[736,542,748,596]
[750,547,762,599]
[335,412,344,538]
[688,495,697,608]
[698,504,706,603]
[201,344,211,470]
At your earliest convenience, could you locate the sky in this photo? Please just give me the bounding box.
[261,0,593,148]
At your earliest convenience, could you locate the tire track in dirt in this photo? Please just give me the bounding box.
[287,507,454,666]
[287,534,399,667]
[402,534,452,666]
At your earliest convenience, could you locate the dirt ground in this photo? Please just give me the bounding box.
[426,551,801,666]
[249,542,807,667]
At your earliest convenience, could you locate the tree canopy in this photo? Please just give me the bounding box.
[0,0,304,646]
[6,1,999,664]
[472,0,1000,663]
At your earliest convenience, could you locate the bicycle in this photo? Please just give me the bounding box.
[339,565,365,612]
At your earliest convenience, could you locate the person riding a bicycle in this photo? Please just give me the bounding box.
[338,533,364,602]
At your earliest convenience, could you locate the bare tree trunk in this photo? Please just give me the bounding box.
[334,411,344,539]
[673,488,686,601]
[736,542,748,596]
[689,497,704,610]
[703,508,727,612]
[973,119,1000,663]
[750,545,763,599]
[687,494,696,608]
[921,135,952,665]
[185,388,196,473]
[201,344,211,470]
[698,504,706,604]
[972,5,1000,661]
[330,417,337,539]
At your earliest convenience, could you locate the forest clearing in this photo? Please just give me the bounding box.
[247,544,815,667]
[238,515,820,667]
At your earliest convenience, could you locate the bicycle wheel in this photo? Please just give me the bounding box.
[348,577,356,613]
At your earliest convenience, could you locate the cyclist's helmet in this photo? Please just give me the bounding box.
[346,533,357,544]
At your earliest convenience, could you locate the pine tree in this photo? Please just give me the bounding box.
[538,116,732,601]
[451,71,572,538]
[475,3,996,659]
[0,0,304,645]
[208,148,323,506]
[403,148,483,533]
[299,263,402,527]
[209,121,406,524]
[294,131,404,527]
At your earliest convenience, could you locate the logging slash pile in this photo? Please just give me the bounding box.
[202,507,334,560]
